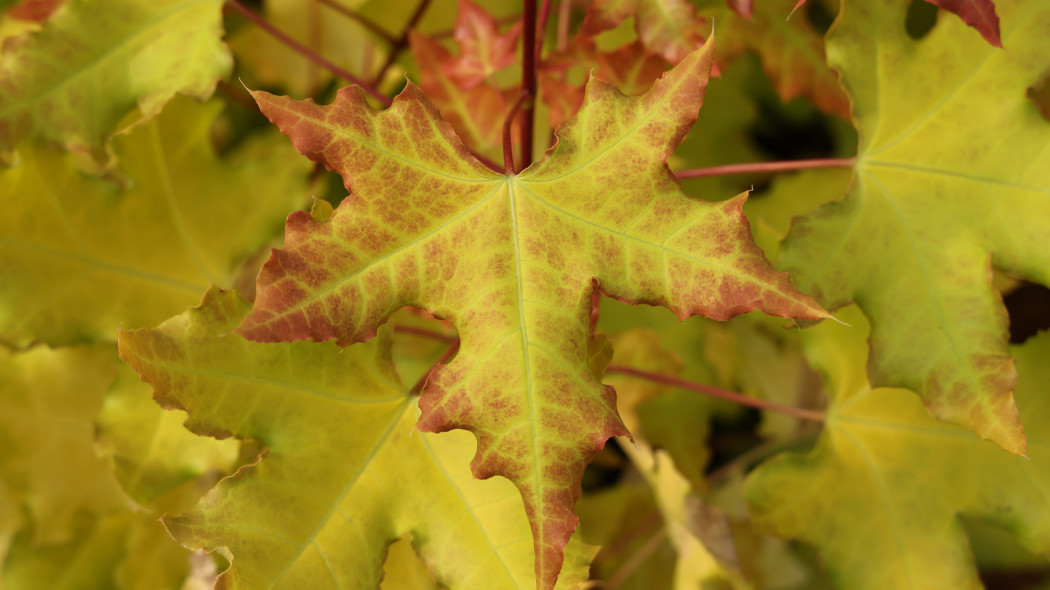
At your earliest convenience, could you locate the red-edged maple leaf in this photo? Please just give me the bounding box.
[927,0,1001,47]
[409,30,515,164]
[443,0,522,88]
[583,0,708,64]
[237,38,828,588]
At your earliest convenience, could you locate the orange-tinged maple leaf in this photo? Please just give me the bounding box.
[238,37,828,588]
[409,29,517,165]
[583,0,707,64]
[443,0,522,89]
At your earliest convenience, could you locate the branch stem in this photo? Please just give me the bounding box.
[313,0,397,45]
[674,157,855,179]
[605,364,825,423]
[520,0,539,170]
[226,0,391,106]
[371,0,431,85]
[503,91,532,173]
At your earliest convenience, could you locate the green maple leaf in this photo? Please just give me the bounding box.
[0,344,124,546]
[118,286,596,589]
[744,306,1050,590]
[778,0,1050,454]
[0,97,309,346]
[236,38,828,586]
[95,363,239,507]
[0,0,230,167]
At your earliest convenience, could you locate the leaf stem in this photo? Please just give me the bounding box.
[312,0,397,45]
[605,364,826,423]
[371,0,431,85]
[674,157,855,179]
[226,0,392,106]
[503,90,532,173]
[520,0,539,170]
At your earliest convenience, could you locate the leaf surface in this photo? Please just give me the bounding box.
[0,97,309,346]
[745,307,1050,589]
[778,0,1050,454]
[95,364,239,507]
[119,287,595,589]
[0,344,124,545]
[239,38,828,587]
[0,0,230,166]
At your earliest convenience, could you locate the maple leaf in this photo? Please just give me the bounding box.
[118,286,596,589]
[717,0,850,119]
[0,97,310,347]
[745,307,1050,589]
[442,0,522,89]
[926,0,1001,47]
[95,364,239,507]
[0,0,230,167]
[583,0,707,64]
[237,37,828,586]
[0,344,124,545]
[409,29,516,164]
[778,0,1050,454]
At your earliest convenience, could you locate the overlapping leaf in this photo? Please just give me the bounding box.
[119,287,595,589]
[717,0,850,119]
[0,0,230,167]
[778,0,1050,454]
[745,306,1050,589]
[237,37,828,586]
[95,364,239,507]
[0,345,124,544]
[583,0,707,64]
[0,342,223,590]
[0,97,310,346]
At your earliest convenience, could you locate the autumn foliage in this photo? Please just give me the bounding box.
[1,0,1049,589]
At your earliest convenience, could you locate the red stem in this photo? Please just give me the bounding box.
[503,91,532,173]
[391,323,824,421]
[371,0,431,85]
[520,0,539,171]
[605,365,825,422]
[226,0,391,106]
[674,157,855,179]
[410,340,461,394]
[313,0,397,45]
